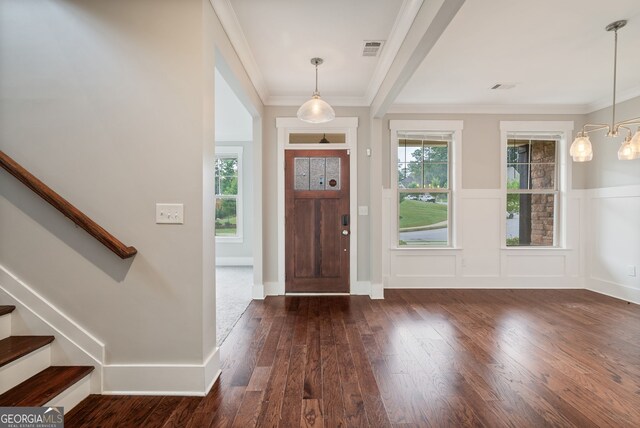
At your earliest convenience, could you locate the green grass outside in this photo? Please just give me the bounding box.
[215,216,237,236]
[215,227,237,236]
[399,200,447,229]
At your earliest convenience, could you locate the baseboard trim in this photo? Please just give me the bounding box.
[264,282,282,296]
[103,347,221,396]
[587,277,640,305]
[251,284,265,300]
[216,257,253,266]
[203,346,221,394]
[352,281,371,296]
[285,293,350,296]
[370,283,384,299]
[384,276,584,289]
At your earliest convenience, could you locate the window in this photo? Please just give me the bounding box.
[215,147,242,240]
[505,134,559,246]
[397,132,452,247]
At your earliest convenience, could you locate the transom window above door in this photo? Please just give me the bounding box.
[288,133,346,144]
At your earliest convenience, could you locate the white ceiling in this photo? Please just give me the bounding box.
[219,0,409,105]
[395,0,640,109]
[218,0,640,111]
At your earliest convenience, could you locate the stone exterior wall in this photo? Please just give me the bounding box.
[530,141,556,245]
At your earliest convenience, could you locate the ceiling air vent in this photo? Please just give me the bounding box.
[362,41,384,57]
[491,83,516,90]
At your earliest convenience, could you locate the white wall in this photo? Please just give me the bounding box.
[214,69,253,142]
[582,96,640,303]
[0,0,262,394]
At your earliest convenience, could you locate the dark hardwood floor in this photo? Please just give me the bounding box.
[66,289,640,427]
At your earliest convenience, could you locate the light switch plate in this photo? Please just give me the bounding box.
[628,265,637,277]
[156,203,184,224]
[358,206,369,216]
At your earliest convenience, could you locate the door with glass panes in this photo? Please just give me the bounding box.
[284,150,350,293]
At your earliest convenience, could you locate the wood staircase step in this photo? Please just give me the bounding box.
[0,306,16,317]
[0,366,94,407]
[0,336,54,367]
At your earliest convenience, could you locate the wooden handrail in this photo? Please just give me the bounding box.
[0,150,137,259]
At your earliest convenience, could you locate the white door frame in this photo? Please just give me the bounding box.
[274,117,359,295]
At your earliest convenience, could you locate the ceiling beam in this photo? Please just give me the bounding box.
[370,0,465,118]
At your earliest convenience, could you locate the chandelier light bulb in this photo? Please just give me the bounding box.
[569,135,593,162]
[297,94,335,124]
[617,138,639,160]
[630,129,640,154]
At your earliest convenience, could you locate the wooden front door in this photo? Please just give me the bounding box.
[285,150,350,293]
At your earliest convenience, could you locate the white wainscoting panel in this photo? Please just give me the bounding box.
[383,188,583,289]
[586,185,640,304]
[392,254,457,278]
[461,195,501,277]
[505,254,566,277]
[462,251,500,277]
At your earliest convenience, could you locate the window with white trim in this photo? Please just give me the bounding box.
[397,132,452,247]
[505,134,559,247]
[215,147,242,240]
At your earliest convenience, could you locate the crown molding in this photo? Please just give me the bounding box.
[210,0,269,103]
[364,0,424,105]
[266,95,370,107]
[212,0,421,109]
[586,85,640,114]
[386,103,591,115]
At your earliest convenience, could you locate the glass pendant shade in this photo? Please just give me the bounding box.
[630,130,640,154]
[617,138,639,160]
[297,94,335,124]
[569,135,593,162]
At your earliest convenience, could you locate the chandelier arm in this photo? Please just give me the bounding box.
[581,124,610,134]
[616,117,640,126]
[616,125,633,137]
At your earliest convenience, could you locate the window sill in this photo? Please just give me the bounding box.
[216,237,244,244]
[500,246,569,251]
[391,246,462,251]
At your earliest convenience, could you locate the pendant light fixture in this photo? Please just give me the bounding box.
[570,20,640,162]
[319,133,330,144]
[297,58,335,124]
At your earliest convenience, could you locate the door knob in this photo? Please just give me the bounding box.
[342,230,349,236]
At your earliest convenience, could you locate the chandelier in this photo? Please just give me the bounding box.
[570,20,640,162]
